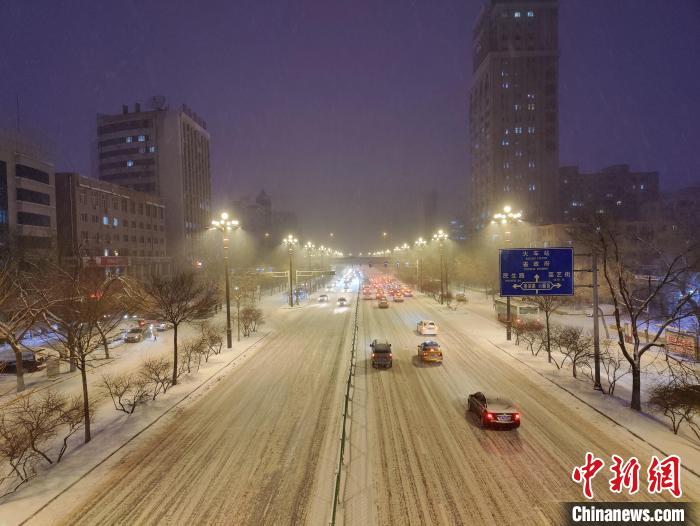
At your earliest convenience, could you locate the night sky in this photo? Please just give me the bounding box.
[1,1,698,252]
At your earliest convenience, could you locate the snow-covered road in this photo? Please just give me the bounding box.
[17,274,699,526]
[341,292,700,525]
[50,297,354,525]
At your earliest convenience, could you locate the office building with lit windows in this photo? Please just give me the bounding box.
[55,172,169,278]
[559,164,659,223]
[468,0,559,230]
[0,135,57,260]
[97,99,211,264]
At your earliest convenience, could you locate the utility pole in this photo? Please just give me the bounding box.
[283,235,297,307]
[592,249,602,390]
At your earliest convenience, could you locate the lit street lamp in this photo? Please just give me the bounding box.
[210,212,240,349]
[433,229,449,304]
[492,205,523,341]
[282,235,298,307]
[415,237,426,292]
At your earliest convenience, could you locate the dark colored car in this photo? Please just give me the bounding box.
[467,392,520,429]
[370,339,392,368]
[0,348,44,372]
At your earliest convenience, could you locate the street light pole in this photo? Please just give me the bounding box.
[592,249,603,390]
[491,206,523,342]
[210,213,240,349]
[433,230,448,305]
[283,235,298,307]
[415,237,426,292]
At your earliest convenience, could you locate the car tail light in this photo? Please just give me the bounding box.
[371,353,375,359]
[485,412,494,420]
[389,353,392,358]
[514,413,520,420]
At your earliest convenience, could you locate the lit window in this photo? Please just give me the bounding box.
[514,127,523,134]
[616,200,622,206]
[529,184,536,191]
[501,71,507,77]
[514,104,521,111]
[503,162,510,169]
[501,139,510,146]
[104,248,109,256]
[126,160,134,167]
[527,11,534,17]
[138,135,146,142]
[514,11,521,18]
[527,103,535,110]
[148,146,156,153]
[527,127,535,134]
[125,136,133,143]
[103,216,109,225]
[502,82,510,89]
[527,93,535,100]
[640,184,645,190]
[515,150,523,157]
[528,160,535,168]
[113,217,118,227]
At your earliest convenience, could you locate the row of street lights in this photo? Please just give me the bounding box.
[211,213,344,323]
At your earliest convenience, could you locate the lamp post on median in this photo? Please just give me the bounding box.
[433,229,449,304]
[282,235,298,307]
[491,205,523,341]
[415,237,426,292]
[210,212,240,349]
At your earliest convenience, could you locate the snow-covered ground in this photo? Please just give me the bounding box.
[1,272,697,525]
[0,289,298,525]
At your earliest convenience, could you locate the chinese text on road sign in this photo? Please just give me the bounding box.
[499,247,574,296]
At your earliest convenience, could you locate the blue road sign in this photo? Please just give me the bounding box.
[499,247,574,296]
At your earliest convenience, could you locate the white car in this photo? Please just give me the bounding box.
[417,320,438,336]
[319,294,329,302]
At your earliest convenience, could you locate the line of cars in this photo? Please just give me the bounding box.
[362,277,413,309]
[365,279,520,430]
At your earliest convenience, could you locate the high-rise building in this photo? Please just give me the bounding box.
[469,0,559,230]
[0,134,57,260]
[97,99,211,264]
[559,164,659,223]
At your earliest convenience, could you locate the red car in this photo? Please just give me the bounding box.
[467,392,520,429]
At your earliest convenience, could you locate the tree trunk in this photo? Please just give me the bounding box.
[69,348,77,373]
[172,324,179,386]
[630,362,641,411]
[545,311,552,364]
[81,357,91,443]
[11,344,25,392]
[101,333,110,359]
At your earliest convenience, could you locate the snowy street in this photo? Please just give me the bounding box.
[6,275,696,525]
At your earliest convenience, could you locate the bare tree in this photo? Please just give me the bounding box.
[527,296,568,364]
[0,261,52,392]
[140,358,173,400]
[130,271,217,386]
[101,373,150,414]
[596,223,699,410]
[42,267,125,442]
[600,339,631,395]
[556,326,593,379]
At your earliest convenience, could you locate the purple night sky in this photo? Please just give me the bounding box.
[1,1,698,250]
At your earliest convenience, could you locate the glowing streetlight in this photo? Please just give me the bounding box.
[282,235,298,307]
[210,212,241,348]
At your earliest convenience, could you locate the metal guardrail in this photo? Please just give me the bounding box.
[330,287,360,525]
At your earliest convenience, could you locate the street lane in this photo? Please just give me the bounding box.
[55,295,355,525]
[342,290,700,526]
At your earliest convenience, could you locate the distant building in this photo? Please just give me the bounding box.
[423,190,438,237]
[559,165,659,223]
[655,185,700,232]
[55,172,169,279]
[469,0,560,230]
[0,135,57,260]
[231,190,298,248]
[449,217,467,242]
[96,99,211,264]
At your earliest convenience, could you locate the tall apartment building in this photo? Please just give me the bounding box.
[559,164,659,223]
[0,135,57,260]
[55,172,169,279]
[97,99,211,264]
[469,0,559,230]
